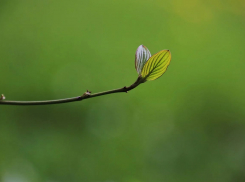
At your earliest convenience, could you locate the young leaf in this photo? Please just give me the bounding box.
[141,50,171,81]
[135,45,151,75]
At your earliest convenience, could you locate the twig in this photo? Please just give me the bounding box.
[0,77,143,106]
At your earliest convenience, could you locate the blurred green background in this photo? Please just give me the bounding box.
[1,0,245,182]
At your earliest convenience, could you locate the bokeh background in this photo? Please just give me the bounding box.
[1,0,245,182]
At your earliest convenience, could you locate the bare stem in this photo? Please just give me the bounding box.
[0,77,143,106]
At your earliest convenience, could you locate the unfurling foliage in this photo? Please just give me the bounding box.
[135,45,171,82]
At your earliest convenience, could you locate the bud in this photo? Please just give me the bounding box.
[0,94,5,100]
[135,45,151,75]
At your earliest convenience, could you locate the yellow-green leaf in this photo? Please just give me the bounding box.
[141,50,171,81]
